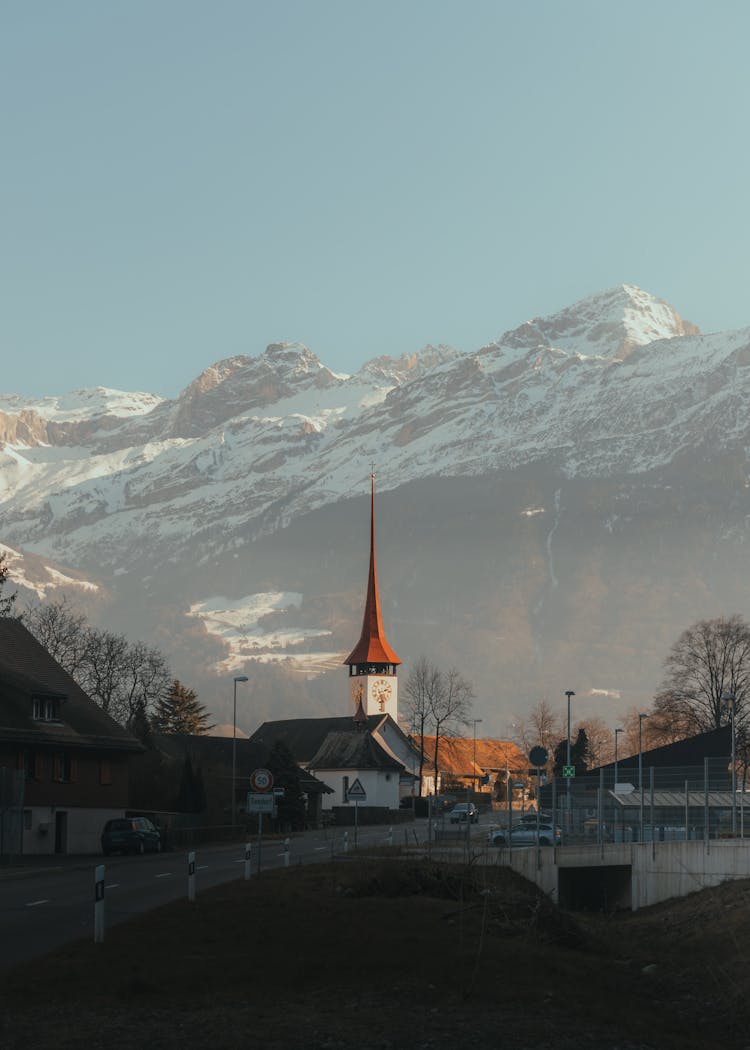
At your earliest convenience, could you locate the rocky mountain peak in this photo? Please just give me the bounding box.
[499,284,699,360]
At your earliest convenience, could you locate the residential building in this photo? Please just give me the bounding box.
[0,617,142,856]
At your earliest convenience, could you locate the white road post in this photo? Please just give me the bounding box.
[188,850,196,902]
[343,831,349,853]
[388,826,393,847]
[284,837,290,867]
[94,864,105,944]
[244,842,252,880]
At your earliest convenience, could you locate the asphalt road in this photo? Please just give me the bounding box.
[1,819,478,971]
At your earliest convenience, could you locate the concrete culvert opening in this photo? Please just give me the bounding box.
[558,864,632,911]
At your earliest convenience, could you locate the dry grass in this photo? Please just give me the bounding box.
[3,856,750,1049]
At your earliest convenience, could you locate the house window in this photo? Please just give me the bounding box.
[99,759,112,786]
[32,697,62,722]
[52,754,77,783]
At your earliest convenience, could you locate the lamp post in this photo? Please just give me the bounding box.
[723,693,737,836]
[614,726,623,843]
[638,713,649,842]
[232,675,249,827]
[614,727,623,790]
[564,690,575,826]
[472,718,482,793]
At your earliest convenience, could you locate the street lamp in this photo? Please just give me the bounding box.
[723,693,737,836]
[564,690,575,821]
[472,718,482,792]
[638,713,649,843]
[614,727,624,791]
[565,690,576,774]
[232,675,249,827]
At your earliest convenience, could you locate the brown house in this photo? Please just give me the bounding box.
[0,618,142,856]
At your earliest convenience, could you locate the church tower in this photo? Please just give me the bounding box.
[344,474,401,720]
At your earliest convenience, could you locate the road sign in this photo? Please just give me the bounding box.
[247,792,275,813]
[529,746,549,767]
[346,778,367,802]
[563,765,576,778]
[273,787,285,797]
[250,768,274,792]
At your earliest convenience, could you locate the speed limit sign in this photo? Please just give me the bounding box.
[250,768,274,792]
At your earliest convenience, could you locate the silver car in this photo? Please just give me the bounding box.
[487,821,561,847]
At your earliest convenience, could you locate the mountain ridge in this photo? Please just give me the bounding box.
[2,284,749,728]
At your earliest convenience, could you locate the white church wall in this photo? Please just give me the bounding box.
[314,767,401,810]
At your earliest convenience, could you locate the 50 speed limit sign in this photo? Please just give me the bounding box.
[250,768,274,792]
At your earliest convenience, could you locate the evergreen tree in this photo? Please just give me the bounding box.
[552,728,590,778]
[152,679,213,735]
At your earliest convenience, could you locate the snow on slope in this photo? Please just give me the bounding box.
[0,387,163,421]
[2,284,747,579]
[188,592,339,674]
[495,284,699,359]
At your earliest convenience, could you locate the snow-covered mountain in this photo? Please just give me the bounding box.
[2,284,750,730]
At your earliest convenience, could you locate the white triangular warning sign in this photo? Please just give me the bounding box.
[347,778,367,800]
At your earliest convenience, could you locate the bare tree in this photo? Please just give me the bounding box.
[429,665,474,791]
[23,597,171,730]
[651,614,750,744]
[401,656,474,793]
[578,715,616,768]
[117,641,172,730]
[23,597,88,675]
[402,656,443,793]
[0,553,17,617]
[513,699,562,759]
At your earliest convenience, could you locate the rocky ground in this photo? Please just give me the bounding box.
[2,857,750,1050]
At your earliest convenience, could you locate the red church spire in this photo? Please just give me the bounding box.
[344,473,401,667]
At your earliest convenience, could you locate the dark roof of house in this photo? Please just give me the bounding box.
[308,729,404,772]
[590,726,732,774]
[250,713,411,765]
[151,733,333,794]
[0,617,142,752]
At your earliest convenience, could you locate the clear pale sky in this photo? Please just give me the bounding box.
[3,1,750,398]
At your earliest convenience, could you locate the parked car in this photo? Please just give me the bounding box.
[101,816,162,856]
[487,821,561,847]
[449,802,479,824]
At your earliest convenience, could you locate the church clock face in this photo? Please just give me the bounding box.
[372,678,393,711]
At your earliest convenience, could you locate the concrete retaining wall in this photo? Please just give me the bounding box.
[501,839,750,910]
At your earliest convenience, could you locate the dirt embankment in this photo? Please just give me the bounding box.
[3,859,750,1050]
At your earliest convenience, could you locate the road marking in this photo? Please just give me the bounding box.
[314,846,327,851]
[105,883,120,890]
[26,899,50,907]
[155,872,173,878]
[197,864,209,870]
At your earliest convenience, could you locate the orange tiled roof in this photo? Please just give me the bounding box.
[344,475,401,667]
[418,736,525,776]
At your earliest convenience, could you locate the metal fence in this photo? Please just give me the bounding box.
[534,758,741,845]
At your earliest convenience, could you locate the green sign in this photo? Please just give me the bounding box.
[562,765,576,778]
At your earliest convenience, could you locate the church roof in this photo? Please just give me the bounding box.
[251,714,412,765]
[308,729,404,772]
[344,474,401,667]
